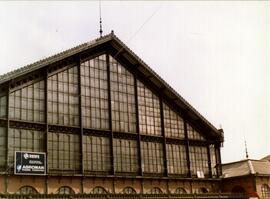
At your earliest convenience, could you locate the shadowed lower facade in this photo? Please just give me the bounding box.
[0,32,245,198]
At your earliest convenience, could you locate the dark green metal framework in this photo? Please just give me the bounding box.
[0,32,224,194]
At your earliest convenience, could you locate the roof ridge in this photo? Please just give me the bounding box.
[222,159,250,165]
[247,160,255,174]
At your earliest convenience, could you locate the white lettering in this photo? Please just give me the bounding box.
[22,165,44,172]
[29,160,42,164]
[29,154,40,159]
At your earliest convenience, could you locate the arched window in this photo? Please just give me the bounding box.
[232,186,246,193]
[123,187,136,194]
[175,187,187,194]
[197,187,208,193]
[16,186,39,194]
[150,187,163,194]
[57,186,75,194]
[92,186,107,194]
[261,184,270,198]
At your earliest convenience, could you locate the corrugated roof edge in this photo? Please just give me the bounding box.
[222,159,270,166]
[0,31,222,139]
[0,33,113,84]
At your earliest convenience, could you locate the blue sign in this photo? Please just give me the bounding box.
[14,151,46,175]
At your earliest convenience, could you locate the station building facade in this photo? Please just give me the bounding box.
[0,32,224,195]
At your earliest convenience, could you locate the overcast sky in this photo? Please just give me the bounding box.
[0,1,269,163]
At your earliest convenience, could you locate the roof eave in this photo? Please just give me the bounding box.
[110,34,222,140]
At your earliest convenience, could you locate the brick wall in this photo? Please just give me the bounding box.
[0,175,222,194]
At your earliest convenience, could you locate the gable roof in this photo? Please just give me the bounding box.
[0,31,223,141]
[222,159,270,178]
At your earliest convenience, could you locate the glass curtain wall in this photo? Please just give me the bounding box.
[210,144,217,177]
[163,103,185,139]
[0,94,7,118]
[187,123,205,140]
[47,67,79,126]
[137,81,161,136]
[80,55,109,130]
[166,143,187,175]
[83,135,111,172]
[8,128,45,167]
[9,81,45,122]
[141,141,164,173]
[109,56,136,133]
[0,127,6,169]
[1,53,217,177]
[113,138,138,173]
[48,132,80,172]
[189,146,209,176]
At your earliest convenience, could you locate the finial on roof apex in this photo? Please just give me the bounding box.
[245,140,249,159]
[99,0,103,37]
[111,30,114,35]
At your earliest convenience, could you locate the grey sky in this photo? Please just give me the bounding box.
[0,1,269,163]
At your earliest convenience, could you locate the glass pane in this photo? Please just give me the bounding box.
[163,103,185,139]
[109,56,136,133]
[81,55,109,130]
[137,81,161,136]
[8,128,45,167]
[9,81,45,122]
[48,66,79,126]
[83,135,110,172]
[113,138,138,173]
[141,141,164,173]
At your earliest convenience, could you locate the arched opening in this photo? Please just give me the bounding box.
[92,186,107,194]
[57,186,75,194]
[197,187,208,193]
[232,186,246,193]
[261,184,270,198]
[16,186,39,194]
[150,187,163,194]
[175,187,187,194]
[123,187,136,194]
